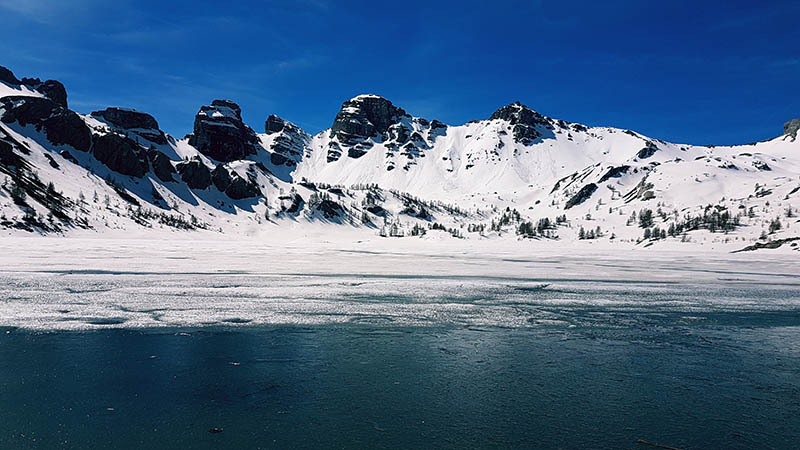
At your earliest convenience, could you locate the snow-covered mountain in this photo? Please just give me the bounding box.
[1,65,798,250]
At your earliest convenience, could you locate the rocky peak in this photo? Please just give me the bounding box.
[0,96,91,151]
[91,107,166,145]
[0,66,20,85]
[784,118,800,140]
[490,102,548,126]
[330,95,409,141]
[187,99,258,162]
[19,78,68,109]
[265,114,288,134]
[327,95,411,162]
[0,66,68,108]
[490,102,552,146]
[92,107,159,130]
[263,114,310,167]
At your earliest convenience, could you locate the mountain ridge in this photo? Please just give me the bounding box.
[1,65,798,251]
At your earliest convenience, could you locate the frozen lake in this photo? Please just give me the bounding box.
[0,237,799,448]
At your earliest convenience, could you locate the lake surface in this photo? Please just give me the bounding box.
[1,307,799,449]
[1,241,799,448]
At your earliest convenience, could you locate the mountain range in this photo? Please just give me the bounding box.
[1,65,798,250]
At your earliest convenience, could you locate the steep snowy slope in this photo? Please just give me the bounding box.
[1,65,798,250]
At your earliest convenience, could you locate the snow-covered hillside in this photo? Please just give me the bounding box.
[1,65,798,251]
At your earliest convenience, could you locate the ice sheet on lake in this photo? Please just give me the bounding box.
[1,237,798,330]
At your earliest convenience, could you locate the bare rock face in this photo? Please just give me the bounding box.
[784,118,800,140]
[0,96,91,151]
[91,134,149,178]
[187,100,259,162]
[0,66,20,85]
[327,95,410,162]
[91,107,167,145]
[176,157,212,189]
[19,78,68,109]
[211,164,260,199]
[331,95,409,142]
[490,102,552,145]
[146,148,176,182]
[264,114,310,167]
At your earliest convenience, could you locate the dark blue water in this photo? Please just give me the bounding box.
[1,311,799,449]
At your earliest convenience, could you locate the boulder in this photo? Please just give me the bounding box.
[91,133,149,178]
[176,157,212,189]
[0,96,91,151]
[187,100,259,162]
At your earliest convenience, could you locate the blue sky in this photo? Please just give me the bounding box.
[1,0,798,145]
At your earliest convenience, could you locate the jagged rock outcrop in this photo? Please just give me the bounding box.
[565,183,597,209]
[598,165,631,183]
[211,164,260,199]
[91,107,167,145]
[176,157,212,189]
[0,67,68,108]
[20,78,68,109]
[490,102,552,145]
[264,114,311,167]
[327,95,411,162]
[331,95,408,141]
[91,134,149,178]
[146,148,175,182]
[785,118,800,140]
[0,66,20,85]
[187,100,259,162]
[636,142,659,159]
[0,96,91,151]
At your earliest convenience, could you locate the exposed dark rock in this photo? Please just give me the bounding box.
[317,199,344,219]
[211,164,259,199]
[366,205,387,216]
[330,95,409,144]
[211,164,232,192]
[59,150,78,164]
[187,100,259,162]
[264,114,286,134]
[0,66,20,85]
[92,107,159,130]
[490,102,550,145]
[225,175,259,199]
[91,133,149,178]
[263,115,310,167]
[636,142,658,159]
[753,160,771,171]
[176,157,212,189]
[91,107,167,145]
[0,96,91,151]
[146,148,175,182]
[598,165,631,183]
[44,153,59,169]
[784,118,800,140]
[565,183,597,209]
[280,192,304,213]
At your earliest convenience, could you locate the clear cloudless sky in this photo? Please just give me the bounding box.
[1,0,798,145]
